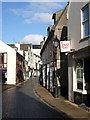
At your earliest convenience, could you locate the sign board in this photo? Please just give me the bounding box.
[60,41,70,52]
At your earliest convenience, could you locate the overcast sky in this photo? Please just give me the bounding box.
[2,2,68,44]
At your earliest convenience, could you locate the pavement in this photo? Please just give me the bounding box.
[34,85,90,120]
[2,78,90,120]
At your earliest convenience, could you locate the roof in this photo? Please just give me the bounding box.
[8,44,17,48]
[52,4,69,30]
[52,9,64,19]
[47,25,53,32]
[8,43,31,51]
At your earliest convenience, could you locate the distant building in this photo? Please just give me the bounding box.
[8,43,31,80]
[32,45,41,56]
[8,43,41,78]
[0,40,25,84]
[30,45,41,77]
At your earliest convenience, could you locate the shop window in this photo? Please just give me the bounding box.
[75,59,83,90]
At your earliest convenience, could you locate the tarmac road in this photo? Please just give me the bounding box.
[2,78,72,119]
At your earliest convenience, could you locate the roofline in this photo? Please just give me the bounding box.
[52,3,69,30]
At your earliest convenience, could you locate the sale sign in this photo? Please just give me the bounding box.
[60,41,70,52]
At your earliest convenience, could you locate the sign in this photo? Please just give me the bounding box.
[60,41,70,52]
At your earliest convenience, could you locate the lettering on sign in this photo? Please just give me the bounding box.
[60,41,70,52]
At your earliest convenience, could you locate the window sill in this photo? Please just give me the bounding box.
[79,35,90,43]
[74,89,83,93]
[74,89,87,94]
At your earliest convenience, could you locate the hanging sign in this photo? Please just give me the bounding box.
[60,41,70,52]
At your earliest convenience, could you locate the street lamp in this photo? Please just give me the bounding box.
[53,36,61,98]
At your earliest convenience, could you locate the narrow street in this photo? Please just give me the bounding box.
[2,78,71,119]
[1,1,90,120]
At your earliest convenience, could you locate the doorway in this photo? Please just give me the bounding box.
[84,58,90,107]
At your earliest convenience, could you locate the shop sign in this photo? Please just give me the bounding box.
[60,41,70,52]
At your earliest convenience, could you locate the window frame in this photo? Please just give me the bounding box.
[81,3,89,38]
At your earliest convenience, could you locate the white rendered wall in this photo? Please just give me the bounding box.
[0,40,16,84]
[25,51,28,61]
[32,49,41,56]
[7,50,16,84]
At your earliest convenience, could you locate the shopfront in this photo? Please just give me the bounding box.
[72,48,90,106]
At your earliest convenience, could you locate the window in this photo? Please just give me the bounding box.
[76,68,83,90]
[0,53,7,68]
[75,59,83,90]
[82,5,89,38]
[32,45,41,49]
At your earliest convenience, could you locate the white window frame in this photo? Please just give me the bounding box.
[81,4,89,39]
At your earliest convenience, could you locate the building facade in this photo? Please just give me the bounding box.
[52,4,69,98]
[0,40,23,84]
[40,27,54,91]
[29,45,41,77]
[40,3,69,98]
[68,1,90,106]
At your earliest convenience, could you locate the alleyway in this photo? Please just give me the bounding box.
[2,78,72,119]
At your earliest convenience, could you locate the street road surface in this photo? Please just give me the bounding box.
[2,78,72,119]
